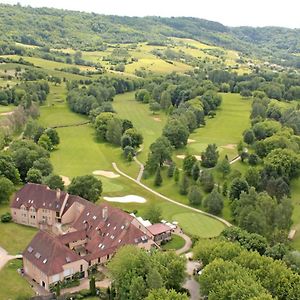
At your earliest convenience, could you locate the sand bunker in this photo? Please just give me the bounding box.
[221,144,236,150]
[176,155,201,161]
[60,175,71,186]
[153,117,161,122]
[93,170,120,178]
[187,139,196,143]
[103,195,146,203]
[176,155,186,160]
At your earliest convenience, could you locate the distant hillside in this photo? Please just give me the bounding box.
[0,4,299,68]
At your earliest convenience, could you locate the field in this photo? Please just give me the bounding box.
[0,203,37,254]
[0,260,34,300]
[113,92,167,163]
[185,93,252,160]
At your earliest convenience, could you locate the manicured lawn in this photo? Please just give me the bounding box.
[186,93,252,160]
[0,105,15,113]
[0,204,37,254]
[0,260,34,300]
[161,234,186,251]
[113,92,167,163]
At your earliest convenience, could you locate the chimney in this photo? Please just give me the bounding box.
[56,188,61,200]
[102,207,108,221]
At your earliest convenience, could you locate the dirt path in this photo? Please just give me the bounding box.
[112,162,232,227]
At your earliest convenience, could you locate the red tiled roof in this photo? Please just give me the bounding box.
[147,223,171,235]
[11,183,67,212]
[58,229,87,245]
[23,231,81,276]
[19,184,153,271]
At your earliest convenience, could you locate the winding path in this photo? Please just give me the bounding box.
[0,246,22,271]
[112,162,232,227]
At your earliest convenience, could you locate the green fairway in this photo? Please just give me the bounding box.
[0,260,34,300]
[0,105,15,113]
[185,93,251,160]
[113,92,167,163]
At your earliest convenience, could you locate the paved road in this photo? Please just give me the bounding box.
[133,156,144,182]
[175,231,193,255]
[183,252,201,300]
[112,162,232,227]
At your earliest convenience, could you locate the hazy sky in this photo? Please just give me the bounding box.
[1,0,299,28]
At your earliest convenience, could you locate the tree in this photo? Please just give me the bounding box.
[146,268,163,290]
[154,167,163,187]
[174,168,179,184]
[26,168,43,184]
[89,276,96,296]
[201,144,219,168]
[108,246,186,299]
[145,288,188,300]
[106,118,123,146]
[198,170,214,193]
[38,133,53,151]
[95,112,116,140]
[121,134,132,149]
[1,212,12,223]
[160,91,172,110]
[123,146,135,160]
[203,188,224,215]
[68,175,102,202]
[167,162,176,178]
[149,101,161,114]
[217,157,231,178]
[0,155,20,184]
[222,181,228,196]
[229,178,249,200]
[179,174,189,195]
[188,185,202,205]
[145,137,172,174]
[0,177,14,204]
[56,282,61,297]
[44,128,60,146]
[264,148,300,180]
[44,174,64,190]
[144,205,162,223]
[183,155,197,176]
[33,157,53,176]
[162,119,189,149]
[124,128,143,148]
[191,162,201,181]
[245,167,261,190]
[243,129,255,145]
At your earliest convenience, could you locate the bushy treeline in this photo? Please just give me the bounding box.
[66,76,143,115]
[194,237,300,299]
[0,80,49,106]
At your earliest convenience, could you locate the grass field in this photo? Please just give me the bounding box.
[161,234,186,251]
[113,92,167,163]
[0,203,37,254]
[185,93,251,160]
[0,260,34,300]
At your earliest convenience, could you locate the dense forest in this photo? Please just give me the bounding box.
[0,4,299,68]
